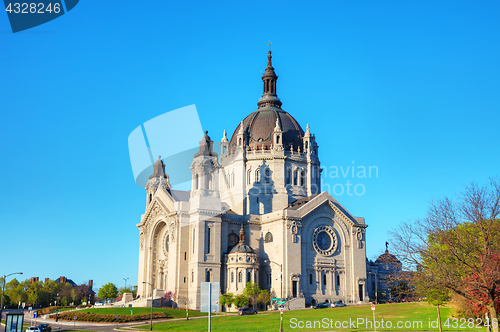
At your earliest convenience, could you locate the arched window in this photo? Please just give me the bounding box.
[205,270,210,282]
[238,272,242,283]
[165,235,170,252]
[286,169,291,185]
[264,232,273,243]
[293,170,298,185]
[207,173,212,190]
[265,168,270,183]
[300,171,305,186]
[255,169,260,183]
[231,272,234,283]
[247,271,251,283]
[247,169,252,184]
[195,174,199,190]
[223,146,226,154]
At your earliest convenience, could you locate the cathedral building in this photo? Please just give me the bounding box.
[136,50,369,309]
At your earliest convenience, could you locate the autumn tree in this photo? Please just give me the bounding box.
[391,179,500,332]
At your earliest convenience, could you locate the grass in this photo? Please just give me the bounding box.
[131,302,487,331]
[78,307,209,318]
[50,308,75,314]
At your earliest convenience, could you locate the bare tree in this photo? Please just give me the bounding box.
[391,179,500,332]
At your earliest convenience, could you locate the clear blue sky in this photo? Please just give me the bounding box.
[1,0,499,292]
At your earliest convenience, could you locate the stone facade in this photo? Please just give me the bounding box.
[136,50,370,309]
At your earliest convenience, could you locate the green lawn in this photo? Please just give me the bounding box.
[50,307,75,314]
[72,307,210,318]
[134,302,486,332]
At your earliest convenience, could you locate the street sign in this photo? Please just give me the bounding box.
[278,301,285,305]
[200,282,219,313]
[371,304,375,311]
[272,298,280,301]
[73,316,77,320]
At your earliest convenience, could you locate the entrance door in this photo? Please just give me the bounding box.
[292,281,297,298]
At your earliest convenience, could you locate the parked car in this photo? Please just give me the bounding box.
[313,302,330,309]
[333,301,346,307]
[38,324,51,332]
[26,327,40,332]
[238,308,258,315]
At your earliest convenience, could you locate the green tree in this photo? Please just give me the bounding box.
[119,286,137,297]
[98,283,118,302]
[233,294,249,308]
[391,179,500,332]
[220,293,234,315]
[243,282,261,309]
[257,289,271,309]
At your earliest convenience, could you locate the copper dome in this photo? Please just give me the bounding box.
[229,107,304,152]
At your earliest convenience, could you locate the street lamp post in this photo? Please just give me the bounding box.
[142,282,153,331]
[124,278,129,290]
[0,272,23,321]
[264,260,283,332]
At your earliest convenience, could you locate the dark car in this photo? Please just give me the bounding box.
[38,324,51,332]
[313,302,330,309]
[238,308,258,315]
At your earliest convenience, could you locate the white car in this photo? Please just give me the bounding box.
[26,327,41,332]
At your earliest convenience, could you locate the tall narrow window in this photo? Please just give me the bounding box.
[238,272,242,283]
[231,272,234,283]
[337,275,340,286]
[193,230,195,253]
[191,270,194,282]
[247,169,252,184]
[309,274,313,284]
[206,227,211,254]
[207,173,212,190]
[265,169,270,183]
[165,235,169,252]
[301,171,305,186]
[286,169,291,185]
[149,193,152,203]
[206,270,210,282]
[293,170,298,185]
[247,271,251,283]
[323,274,327,285]
[195,174,199,190]
[255,169,260,182]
